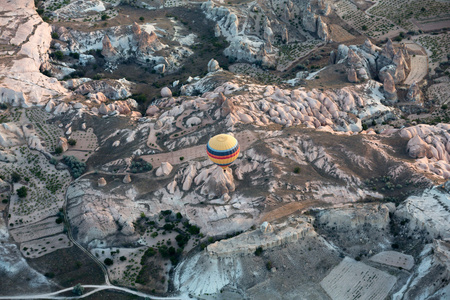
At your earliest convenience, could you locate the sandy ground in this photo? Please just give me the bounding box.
[403,41,428,85]
[65,128,99,161]
[404,55,428,85]
[260,200,318,223]
[141,130,258,168]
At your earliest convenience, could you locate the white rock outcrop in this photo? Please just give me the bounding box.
[161,87,172,98]
[155,162,173,177]
[98,177,107,187]
[207,59,220,73]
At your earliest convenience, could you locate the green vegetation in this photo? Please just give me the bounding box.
[51,32,59,39]
[104,258,113,266]
[63,155,86,178]
[293,167,301,174]
[72,283,84,296]
[68,139,77,146]
[11,172,21,183]
[130,158,152,173]
[17,186,28,198]
[54,51,64,60]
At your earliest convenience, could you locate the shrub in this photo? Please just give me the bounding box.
[104,258,113,266]
[293,167,301,174]
[175,234,189,248]
[72,283,84,296]
[63,155,86,178]
[255,247,263,256]
[55,146,63,154]
[11,172,21,183]
[54,51,64,60]
[163,223,174,230]
[179,156,184,161]
[70,52,80,59]
[132,94,147,103]
[162,210,172,216]
[120,256,127,261]
[101,14,109,21]
[51,32,59,39]
[17,186,27,198]
[176,212,183,219]
[266,261,273,270]
[130,158,152,173]
[139,16,144,21]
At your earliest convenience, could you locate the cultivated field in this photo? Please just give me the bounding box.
[321,257,397,300]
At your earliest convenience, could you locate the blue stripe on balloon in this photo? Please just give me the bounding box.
[206,140,238,153]
[206,143,239,156]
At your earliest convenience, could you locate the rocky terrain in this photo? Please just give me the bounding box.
[0,0,449,299]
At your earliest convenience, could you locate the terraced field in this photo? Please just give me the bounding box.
[335,0,402,39]
[368,0,450,31]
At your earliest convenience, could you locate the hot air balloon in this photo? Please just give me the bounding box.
[206,134,240,169]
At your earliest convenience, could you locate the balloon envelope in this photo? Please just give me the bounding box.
[206,134,240,169]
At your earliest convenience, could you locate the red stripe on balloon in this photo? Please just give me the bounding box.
[206,147,240,160]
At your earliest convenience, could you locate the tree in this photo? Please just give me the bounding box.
[17,186,27,198]
[362,25,368,31]
[11,172,21,183]
[55,146,63,154]
[104,258,113,266]
[54,51,64,60]
[120,256,127,261]
[51,32,59,39]
[68,139,77,146]
[139,16,145,21]
[72,283,84,296]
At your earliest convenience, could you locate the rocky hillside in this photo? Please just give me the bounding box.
[0,0,448,299]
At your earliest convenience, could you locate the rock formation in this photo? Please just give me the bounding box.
[156,162,173,177]
[161,87,172,98]
[317,17,329,42]
[406,82,421,102]
[347,67,358,83]
[75,79,131,100]
[101,35,117,59]
[123,174,131,184]
[58,137,68,152]
[207,59,220,73]
[346,49,369,83]
[98,177,107,187]
[200,167,235,198]
[0,0,68,107]
[146,105,159,116]
[383,73,397,102]
[406,135,430,158]
[260,221,274,234]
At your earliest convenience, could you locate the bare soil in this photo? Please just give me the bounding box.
[28,245,105,288]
